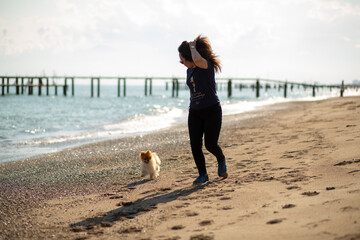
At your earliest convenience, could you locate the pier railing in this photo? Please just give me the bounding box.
[0,76,357,98]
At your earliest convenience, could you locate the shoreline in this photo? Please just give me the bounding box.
[1,96,359,239]
[1,93,349,165]
[0,95,290,165]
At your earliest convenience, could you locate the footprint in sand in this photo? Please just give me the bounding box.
[190,234,214,240]
[348,189,360,194]
[139,206,158,212]
[118,227,142,234]
[175,178,188,183]
[117,201,134,206]
[206,193,224,198]
[141,190,154,195]
[282,204,296,209]
[340,206,359,212]
[71,226,84,233]
[301,191,319,196]
[109,195,123,199]
[236,163,247,169]
[166,236,181,240]
[199,220,214,226]
[175,203,190,209]
[100,222,113,228]
[185,211,199,217]
[267,218,286,224]
[220,189,235,193]
[335,233,360,240]
[220,206,233,210]
[171,225,185,230]
[348,170,360,174]
[219,197,231,200]
[334,159,360,166]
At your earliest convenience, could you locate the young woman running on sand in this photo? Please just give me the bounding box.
[178,35,228,184]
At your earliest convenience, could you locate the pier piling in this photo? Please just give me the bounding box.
[15,78,19,95]
[90,78,100,97]
[7,77,9,94]
[46,78,49,96]
[123,78,126,96]
[29,78,33,95]
[144,78,153,96]
[38,78,42,96]
[145,78,148,96]
[228,79,232,98]
[21,78,24,94]
[150,79,152,95]
[1,77,4,96]
[172,78,179,97]
[91,78,93,97]
[71,78,75,96]
[97,78,100,97]
[312,85,316,97]
[64,78,67,96]
[118,78,121,97]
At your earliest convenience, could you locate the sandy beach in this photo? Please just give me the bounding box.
[1,96,360,240]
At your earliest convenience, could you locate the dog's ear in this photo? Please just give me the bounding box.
[145,150,152,158]
[140,151,146,158]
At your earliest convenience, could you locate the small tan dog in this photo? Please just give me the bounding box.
[139,150,161,180]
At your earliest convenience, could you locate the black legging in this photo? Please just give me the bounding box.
[188,103,225,175]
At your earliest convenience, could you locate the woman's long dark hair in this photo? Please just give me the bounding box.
[178,35,222,73]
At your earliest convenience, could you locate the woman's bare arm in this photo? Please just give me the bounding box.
[189,41,208,69]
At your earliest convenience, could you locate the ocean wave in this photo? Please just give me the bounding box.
[17,107,186,146]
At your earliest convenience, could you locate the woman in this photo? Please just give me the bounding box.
[178,35,228,184]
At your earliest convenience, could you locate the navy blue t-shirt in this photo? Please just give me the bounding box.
[186,60,220,110]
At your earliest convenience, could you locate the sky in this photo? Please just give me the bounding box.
[0,0,359,85]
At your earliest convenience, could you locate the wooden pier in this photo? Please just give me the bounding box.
[0,77,73,96]
[0,76,357,98]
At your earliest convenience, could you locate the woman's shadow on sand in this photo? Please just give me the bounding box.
[70,182,208,229]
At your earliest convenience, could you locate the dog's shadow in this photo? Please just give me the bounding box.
[70,182,208,228]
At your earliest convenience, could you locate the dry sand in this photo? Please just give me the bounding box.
[1,96,360,240]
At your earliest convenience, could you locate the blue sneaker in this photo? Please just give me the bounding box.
[193,174,209,184]
[218,158,228,178]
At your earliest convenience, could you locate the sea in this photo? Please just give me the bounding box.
[1,80,358,164]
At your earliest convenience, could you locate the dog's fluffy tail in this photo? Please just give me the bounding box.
[153,153,161,175]
[153,152,161,165]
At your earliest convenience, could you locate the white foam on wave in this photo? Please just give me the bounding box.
[19,107,187,146]
[19,133,95,145]
[102,107,186,134]
[222,97,289,116]
[222,88,360,116]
